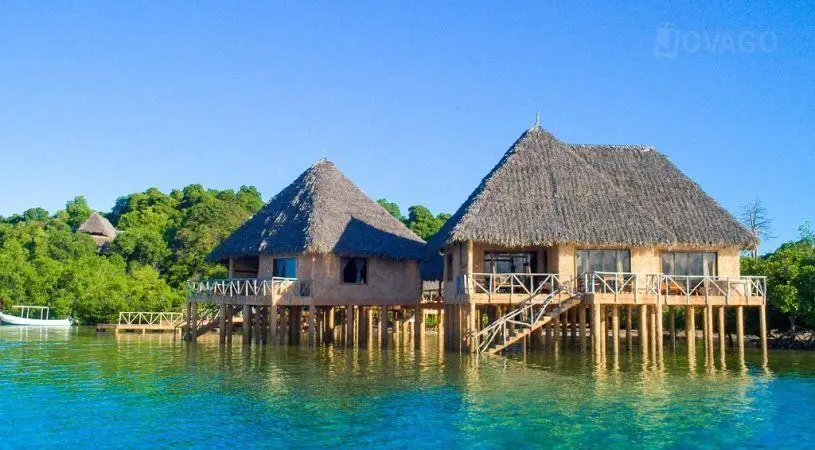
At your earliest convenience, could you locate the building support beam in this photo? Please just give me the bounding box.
[639,305,648,359]
[242,304,251,345]
[579,305,587,352]
[626,306,633,350]
[736,306,745,354]
[611,306,620,356]
[591,304,601,359]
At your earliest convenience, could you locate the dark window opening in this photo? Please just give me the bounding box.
[446,253,453,281]
[484,252,537,274]
[341,257,368,284]
[272,257,297,278]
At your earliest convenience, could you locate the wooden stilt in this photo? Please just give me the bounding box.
[649,304,657,358]
[759,304,768,360]
[307,305,316,347]
[437,307,445,349]
[686,306,695,348]
[379,305,388,347]
[415,304,425,349]
[626,306,633,350]
[561,308,569,347]
[669,306,676,349]
[600,306,607,358]
[591,304,601,359]
[269,302,278,344]
[736,306,745,353]
[718,306,726,363]
[611,305,620,356]
[639,305,648,359]
[553,310,561,353]
[219,303,227,344]
[242,304,251,345]
[655,303,664,360]
[189,301,199,342]
[579,305,587,352]
[345,304,355,347]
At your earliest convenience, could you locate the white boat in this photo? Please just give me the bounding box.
[0,306,72,327]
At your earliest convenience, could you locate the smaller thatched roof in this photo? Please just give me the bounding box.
[78,212,117,239]
[209,159,427,261]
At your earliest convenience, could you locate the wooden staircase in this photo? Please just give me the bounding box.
[475,279,581,355]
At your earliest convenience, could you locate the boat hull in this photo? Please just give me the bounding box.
[0,313,72,327]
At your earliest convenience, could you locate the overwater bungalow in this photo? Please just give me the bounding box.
[187,159,435,347]
[426,124,767,356]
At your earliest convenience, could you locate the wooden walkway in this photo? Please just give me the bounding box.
[97,312,184,334]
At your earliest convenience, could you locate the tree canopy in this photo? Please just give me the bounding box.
[0,185,264,324]
[377,199,450,241]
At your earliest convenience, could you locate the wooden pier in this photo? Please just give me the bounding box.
[97,312,185,334]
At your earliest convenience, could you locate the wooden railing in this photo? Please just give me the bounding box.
[474,277,578,353]
[462,273,569,301]
[421,288,443,304]
[457,272,766,304]
[187,277,312,299]
[118,311,184,327]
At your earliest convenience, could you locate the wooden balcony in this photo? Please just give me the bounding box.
[457,273,576,305]
[456,272,767,307]
[186,277,312,306]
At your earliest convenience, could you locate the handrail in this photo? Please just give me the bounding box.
[474,277,578,353]
[464,273,568,301]
[186,277,312,299]
[118,311,184,326]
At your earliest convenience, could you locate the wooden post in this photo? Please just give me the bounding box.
[468,302,477,353]
[308,305,317,347]
[561,308,569,347]
[736,306,745,353]
[326,306,335,344]
[639,305,648,358]
[415,303,425,349]
[345,305,355,347]
[269,301,278,344]
[366,307,374,347]
[655,303,664,360]
[626,306,633,350]
[718,306,726,363]
[600,306,607,358]
[759,304,768,359]
[579,305,587,352]
[553,310,561,353]
[190,300,199,342]
[649,304,657,359]
[611,306,619,356]
[437,307,445,349]
[591,304,601,359]
[569,307,577,348]
[669,306,676,349]
[393,308,401,344]
[379,305,388,347]
[242,304,251,345]
[219,302,227,344]
[253,306,262,345]
[686,306,695,349]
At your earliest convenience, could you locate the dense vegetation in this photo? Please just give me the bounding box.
[0,191,449,325]
[0,186,263,324]
[741,222,815,332]
[376,199,450,240]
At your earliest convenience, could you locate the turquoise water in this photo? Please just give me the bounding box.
[1,328,814,449]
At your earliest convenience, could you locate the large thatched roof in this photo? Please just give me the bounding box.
[428,125,756,251]
[77,212,117,238]
[209,159,426,261]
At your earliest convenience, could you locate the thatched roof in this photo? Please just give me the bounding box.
[428,125,756,251]
[209,159,426,261]
[77,212,117,239]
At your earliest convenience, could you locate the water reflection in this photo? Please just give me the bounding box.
[0,327,807,448]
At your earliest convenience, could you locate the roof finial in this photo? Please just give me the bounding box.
[535,109,539,126]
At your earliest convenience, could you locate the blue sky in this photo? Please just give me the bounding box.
[0,2,811,252]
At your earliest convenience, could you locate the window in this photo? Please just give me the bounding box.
[662,252,716,277]
[484,252,537,274]
[446,253,453,281]
[576,249,631,274]
[272,257,297,278]
[341,257,368,284]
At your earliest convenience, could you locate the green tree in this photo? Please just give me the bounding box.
[64,196,93,229]
[377,199,404,222]
[406,205,448,240]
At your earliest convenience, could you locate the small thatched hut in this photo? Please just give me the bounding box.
[199,159,428,347]
[77,212,117,248]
